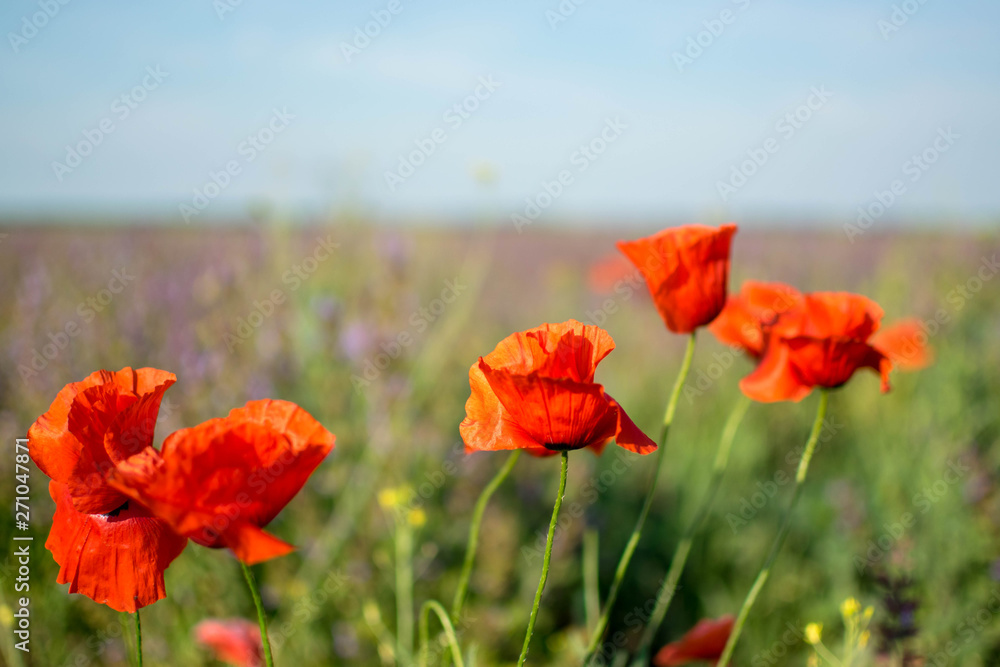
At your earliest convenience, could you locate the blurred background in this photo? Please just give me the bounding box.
[1,1,998,665]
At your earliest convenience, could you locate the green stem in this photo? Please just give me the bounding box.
[242,561,276,667]
[583,332,697,664]
[517,451,569,666]
[451,450,521,622]
[134,610,142,667]
[419,600,466,667]
[396,517,415,664]
[815,640,844,667]
[717,390,829,667]
[583,528,601,636]
[633,394,752,661]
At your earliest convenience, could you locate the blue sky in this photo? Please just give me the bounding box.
[1,0,998,225]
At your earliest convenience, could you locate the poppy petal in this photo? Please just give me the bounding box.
[45,481,186,613]
[739,338,812,403]
[459,362,547,453]
[225,522,296,566]
[871,318,933,371]
[785,336,890,393]
[797,292,883,340]
[480,364,619,451]
[588,253,643,296]
[484,320,616,382]
[618,224,737,333]
[194,618,263,667]
[654,615,735,666]
[29,367,176,515]
[215,399,336,526]
[606,394,657,454]
[110,400,334,564]
[739,291,892,401]
[461,320,650,455]
[709,281,803,357]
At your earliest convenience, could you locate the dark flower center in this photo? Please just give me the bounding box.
[104,501,129,518]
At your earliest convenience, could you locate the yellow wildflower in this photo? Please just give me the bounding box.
[378,487,401,508]
[805,623,823,645]
[841,597,861,619]
[408,508,427,527]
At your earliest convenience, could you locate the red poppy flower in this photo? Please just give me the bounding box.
[709,281,803,358]
[27,367,187,612]
[654,615,734,666]
[460,320,656,455]
[740,292,891,403]
[617,224,737,333]
[194,618,263,667]
[109,399,335,565]
[871,318,933,371]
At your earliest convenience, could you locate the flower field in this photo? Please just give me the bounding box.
[1,221,998,666]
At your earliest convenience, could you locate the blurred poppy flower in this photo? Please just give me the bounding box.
[654,615,734,666]
[617,223,737,333]
[587,253,643,296]
[109,399,335,565]
[709,281,803,358]
[871,318,934,371]
[194,618,263,667]
[460,320,656,456]
[28,367,187,612]
[740,292,891,403]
